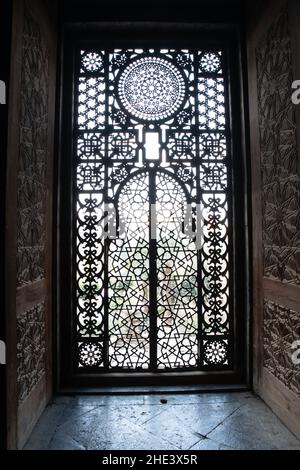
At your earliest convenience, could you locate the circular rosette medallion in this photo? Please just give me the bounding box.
[118,56,186,121]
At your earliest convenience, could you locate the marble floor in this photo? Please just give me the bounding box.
[24,392,300,450]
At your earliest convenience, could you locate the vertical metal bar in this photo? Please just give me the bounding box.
[149,167,157,371]
[103,50,110,370]
[194,49,203,369]
[72,46,80,374]
[224,44,238,371]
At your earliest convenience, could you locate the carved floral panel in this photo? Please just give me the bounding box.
[264,300,300,396]
[256,7,300,286]
[16,6,49,286]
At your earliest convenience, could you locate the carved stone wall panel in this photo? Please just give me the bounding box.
[264,299,300,396]
[16,6,49,287]
[256,6,300,286]
[16,302,46,404]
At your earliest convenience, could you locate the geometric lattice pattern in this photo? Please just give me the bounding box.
[78,77,105,129]
[201,194,230,341]
[118,57,186,121]
[198,78,226,130]
[108,173,150,369]
[199,52,222,74]
[74,47,232,371]
[76,193,105,343]
[256,7,300,286]
[156,172,198,368]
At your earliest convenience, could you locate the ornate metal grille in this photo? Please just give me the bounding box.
[74,47,233,372]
